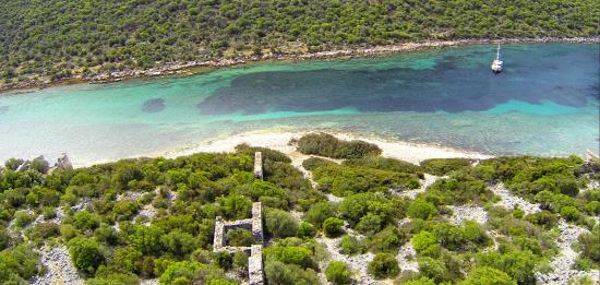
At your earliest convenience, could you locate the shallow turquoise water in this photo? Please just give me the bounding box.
[0,43,598,164]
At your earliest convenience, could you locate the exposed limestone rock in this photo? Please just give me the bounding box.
[447,205,488,225]
[397,242,419,274]
[32,246,83,285]
[491,183,540,214]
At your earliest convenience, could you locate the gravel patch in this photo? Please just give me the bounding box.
[32,246,83,285]
[140,279,159,285]
[447,205,488,225]
[491,183,540,214]
[397,242,419,274]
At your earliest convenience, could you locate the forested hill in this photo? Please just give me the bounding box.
[1,0,598,84]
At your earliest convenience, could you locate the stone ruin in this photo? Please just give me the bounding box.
[214,202,264,285]
[254,152,263,180]
[54,153,73,170]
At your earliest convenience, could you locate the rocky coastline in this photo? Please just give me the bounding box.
[1,36,598,94]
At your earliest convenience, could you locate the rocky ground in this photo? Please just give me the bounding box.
[535,220,600,285]
[492,184,599,284]
[396,242,419,275]
[447,205,488,225]
[32,246,83,285]
[490,183,541,214]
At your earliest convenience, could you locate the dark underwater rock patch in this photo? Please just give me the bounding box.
[142,98,166,113]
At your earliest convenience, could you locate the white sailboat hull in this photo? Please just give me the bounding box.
[491,59,503,73]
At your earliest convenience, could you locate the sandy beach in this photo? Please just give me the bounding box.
[160,129,492,165]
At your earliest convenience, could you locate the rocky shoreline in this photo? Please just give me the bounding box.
[1,37,598,94]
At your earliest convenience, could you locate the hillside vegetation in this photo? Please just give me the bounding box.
[0,134,599,284]
[1,0,598,84]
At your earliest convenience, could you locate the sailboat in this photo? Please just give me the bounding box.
[491,43,503,73]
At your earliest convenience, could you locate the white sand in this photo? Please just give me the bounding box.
[161,129,491,165]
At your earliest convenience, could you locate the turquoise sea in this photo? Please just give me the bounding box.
[0,43,598,165]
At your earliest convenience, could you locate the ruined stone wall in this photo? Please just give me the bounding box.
[213,202,264,284]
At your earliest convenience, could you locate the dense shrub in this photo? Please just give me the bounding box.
[325,261,352,285]
[85,273,140,285]
[309,160,420,196]
[226,228,254,247]
[578,227,600,265]
[339,235,366,255]
[264,259,320,285]
[368,253,400,279]
[459,266,516,285]
[303,202,337,227]
[265,208,299,238]
[69,237,104,274]
[407,199,437,220]
[296,222,317,238]
[323,217,345,237]
[297,133,381,159]
[476,250,538,284]
[421,158,473,176]
[0,245,40,283]
[159,261,230,285]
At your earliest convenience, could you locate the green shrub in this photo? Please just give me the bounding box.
[407,199,437,220]
[459,266,516,285]
[411,231,440,257]
[265,208,299,238]
[578,227,600,264]
[73,210,101,231]
[339,235,365,255]
[0,245,40,283]
[264,259,320,285]
[297,222,316,238]
[303,202,337,227]
[476,250,538,284]
[368,226,407,252]
[226,228,254,247]
[421,158,473,176]
[297,133,381,159]
[325,261,352,285]
[159,261,229,285]
[560,206,581,221]
[323,217,344,237]
[68,237,104,274]
[85,273,139,285]
[368,253,399,279]
[417,257,448,283]
[13,211,34,228]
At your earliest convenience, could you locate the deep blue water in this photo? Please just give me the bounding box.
[0,43,598,165]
